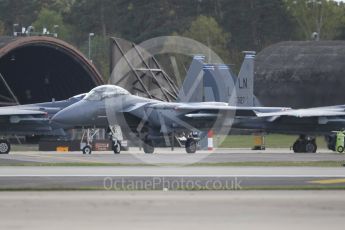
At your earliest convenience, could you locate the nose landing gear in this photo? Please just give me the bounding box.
[82,145,92,154]
[80,128,99,154]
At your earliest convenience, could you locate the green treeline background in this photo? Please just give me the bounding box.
[0,0,344,79]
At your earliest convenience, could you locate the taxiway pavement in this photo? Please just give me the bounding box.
[1,149,345,189]
[0,166,344,189]
[1,148,345,165]
[0,191,344,230]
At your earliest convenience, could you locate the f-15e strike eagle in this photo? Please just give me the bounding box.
[51,84,285,154]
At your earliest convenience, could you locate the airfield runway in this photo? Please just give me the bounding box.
[1,149,345,229]
[1,191,345,230]
[0,166,345,189]
[1,148,345,189]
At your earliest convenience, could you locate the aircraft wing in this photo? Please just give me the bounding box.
[255,108,345,118]
[150,102,286,110]
[143,102,288,118]
[147,103,235,111]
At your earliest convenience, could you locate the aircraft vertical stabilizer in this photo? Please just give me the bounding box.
[215,64,236,104]
[236,51,255,107]
[177,55,205,102]
[203,64,236,103]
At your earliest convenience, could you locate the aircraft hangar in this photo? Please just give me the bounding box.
[0,36,104,106]
[255,41,345,108]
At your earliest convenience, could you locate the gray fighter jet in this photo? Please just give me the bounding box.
[0,93,85,154]
[51,84,286,154]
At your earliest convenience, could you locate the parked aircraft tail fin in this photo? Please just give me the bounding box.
[203,64,236,103]
[236,51,256,107]
[177,55,205,102]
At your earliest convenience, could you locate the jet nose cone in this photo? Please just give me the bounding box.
[51,100,95,128]
[51,110,73,128]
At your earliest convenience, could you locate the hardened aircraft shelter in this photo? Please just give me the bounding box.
[0,36,103,106]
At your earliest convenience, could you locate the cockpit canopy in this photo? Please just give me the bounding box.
[84,85,130,101]
[69,93,87,101]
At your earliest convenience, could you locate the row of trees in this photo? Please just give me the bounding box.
[0,0,344,78]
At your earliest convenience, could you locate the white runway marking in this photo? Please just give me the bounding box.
[0,166,344,177]
[0,174,345,178]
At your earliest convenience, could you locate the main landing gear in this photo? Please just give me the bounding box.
[185,138,197,154]
[292,135,317,153]
[143,138,154,154]
[141,134,198,154]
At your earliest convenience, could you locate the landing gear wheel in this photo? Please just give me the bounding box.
[0,140,10,154]
[143,139,154,154]
[292,140,306,153]
[185,138,197,154]
[293,135,317,153]
[82,145,92,155]
[292,141,301,153]
[113,143,121,154]
[305,141,317,153]
[337,146,344,153]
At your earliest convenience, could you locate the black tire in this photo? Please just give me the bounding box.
[0,140,10,154]
[293,140,306,153]
[292,141,300,153]
[185,138,197,154]
[305,141,317,153]
[143,139,154,154]
[337,146,344,153]
[82,145,92,154]
[113,143,121,154]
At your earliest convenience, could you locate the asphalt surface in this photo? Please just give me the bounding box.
[1,191,345,230]
[1,149,345,189]
[1,148,345,164]
[0,166,345,189]
[1,152,343,229]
